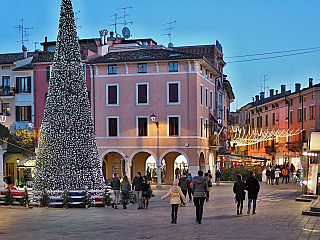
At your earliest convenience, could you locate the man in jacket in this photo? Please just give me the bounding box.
[246,171,260,215]
[192,171,207,224]
[178,174,189,206]
[132,172,143,209]
[110,173,120,209]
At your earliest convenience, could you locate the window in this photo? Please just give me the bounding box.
[257,117,260,128]
[205,69,208,78]
[298,109,302,122]
[167,82,180,104]
[272,113,275,125]
[2,66,10,69]
[138,63,147,73]
[290,99,293,106]
[107,117,118,137]
[210,90,213,109]
[15,106,31,121]
[48,46,56,52]
[299,96,302,103]
[260,116,262,127]
[309,106,315,120]
[290,110,293,124]
[168,116,179,136]
[108,65,117,75]
[200,65,203,74]
[2,103,10,115]
[265,115,268,127]
[303,107,307,121]
[205,119,208,138]
[15,77,31,93]
[2,76,10,95]
[200,84,203,106]
[209,73,212,82]
[205,88,208,108]
[200,117,203,137]
[304,96,307,102]
[136,83,149,105]
[169,62,178,72]
[106,84,119,106]
[252,118,254,128]
[312,92,315,99]
[137,117,148,136]
[46,66,51,82]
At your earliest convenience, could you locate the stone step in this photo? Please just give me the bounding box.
[310,207,320,212]
[302,210,320,217]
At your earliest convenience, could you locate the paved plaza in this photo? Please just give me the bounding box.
[0,181,319,240]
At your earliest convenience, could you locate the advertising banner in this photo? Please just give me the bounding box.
[308,164,319,194]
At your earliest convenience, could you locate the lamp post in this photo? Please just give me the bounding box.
[16,158,20,187]
[151,113,161,188]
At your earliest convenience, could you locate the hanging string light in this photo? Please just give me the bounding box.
[230,126,305,146]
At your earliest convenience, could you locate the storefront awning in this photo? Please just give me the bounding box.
[17,156,36,168]
[309,132,320,151]
[219,152,270,161]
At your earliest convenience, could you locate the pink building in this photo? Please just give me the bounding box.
[88,45,222,185]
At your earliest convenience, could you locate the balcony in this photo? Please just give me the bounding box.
[0,86,15,96]
[287,141,301,152]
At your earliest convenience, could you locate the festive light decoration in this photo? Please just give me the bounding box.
[33,0,105,192]
[230,126,305,146]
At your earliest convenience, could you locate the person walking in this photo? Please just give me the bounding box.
[271,168,275,185]
[178,174,189,206]
[233,174,246,215]
[204,172,212,202]
[275,168,281,185]
[142,176,150,209]
[282,168,288,184]
[246,171,260,215]
[216,169,221,186]
[266,168,271,184]
[161,179,186,224]
[132,172,143,209]
[111,173,120,209]
[120,175,131,209]
[192,170,207,224]
[187,173,193,202]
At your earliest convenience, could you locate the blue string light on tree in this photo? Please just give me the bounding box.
[33,0,106,192]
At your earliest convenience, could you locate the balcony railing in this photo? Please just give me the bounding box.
[0,87,15,96]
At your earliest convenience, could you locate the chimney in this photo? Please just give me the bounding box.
[22,45,27,58]
[270,89,274,98]
[309,78,313,87]
[255,95,259,102]
[99,29,105,46]
[275,90,278,95]
[45,36,48,42]
[281,84,286,93]
[295,83,301,92]
[260,92,265,100]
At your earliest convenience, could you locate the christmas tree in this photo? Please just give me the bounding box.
[33,0,105,192]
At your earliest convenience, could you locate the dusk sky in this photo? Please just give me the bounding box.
[1,0,320,111]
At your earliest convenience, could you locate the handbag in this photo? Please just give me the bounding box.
[234,194,237,203]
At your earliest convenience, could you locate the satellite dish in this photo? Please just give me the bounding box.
[122,27,130,39]
[168,42,173,48]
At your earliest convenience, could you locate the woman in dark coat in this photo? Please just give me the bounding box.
[246,171,260,214]
[233,174,246,215]
[142,176,150,209]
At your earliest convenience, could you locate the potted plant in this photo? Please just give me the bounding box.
[61,189,72,209]
[40,189,50,208]
[102,189,111,208]
[5,188,14,208]
[19,187,30,208]
[82,188,92,208]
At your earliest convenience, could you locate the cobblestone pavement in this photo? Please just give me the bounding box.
[0,181,319,240]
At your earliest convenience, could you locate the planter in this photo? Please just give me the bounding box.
[85,205,88,209]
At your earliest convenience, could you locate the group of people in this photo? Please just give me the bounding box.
[265,163,300,185]
[110,172,150,209]
[233,171,260,215]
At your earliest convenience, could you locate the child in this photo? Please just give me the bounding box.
[161,179,186,224]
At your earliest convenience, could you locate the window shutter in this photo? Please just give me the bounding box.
[27,106,32,121]
[27,77,31,93]
[15,106,20,121]
[46,66,50,82]
[15,77,20,93]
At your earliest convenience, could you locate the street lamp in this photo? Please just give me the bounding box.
[151,113,161,188]
[16,158,20,187]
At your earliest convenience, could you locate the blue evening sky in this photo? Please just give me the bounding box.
[1,0,320,111]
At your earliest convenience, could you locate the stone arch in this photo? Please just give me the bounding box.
[159,149,189,165]
[100,149,126,164]
[199,152,206,171]
[129,149,157,167]
[100,149,127,180]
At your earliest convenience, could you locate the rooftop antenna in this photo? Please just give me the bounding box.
[14,19,33,50]
[260,74,268,94]
[265,86,270,97]
[74,11,82,30]
[116,7,133,39]
[162,20,176,48]
[33,42,39,51]
[109,14,122,38]
[257,85,263,92]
